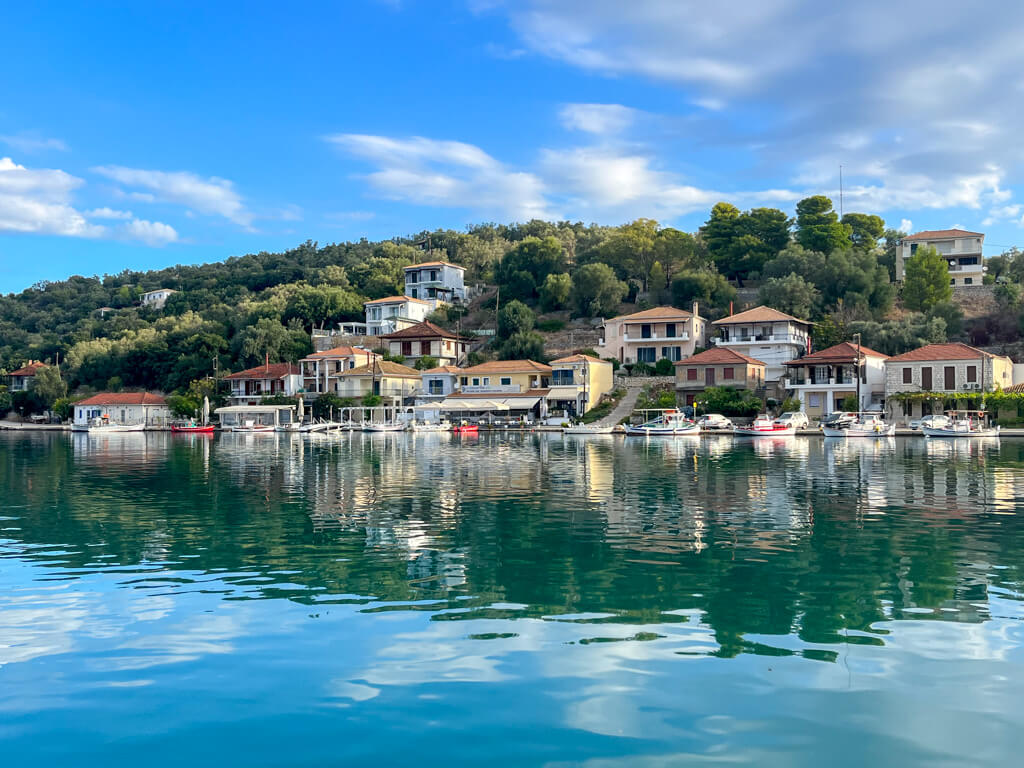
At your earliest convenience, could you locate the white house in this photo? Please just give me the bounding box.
[710,306,812,383]
[896,229,985,288]
[223,363,302,405]
[364,295,433,336]
[140,288,177,309]
[419,365,462,399]
[404,261,466,302]
[783,342,888,418]
[7,360,47,391]
[299,346,381,397]
[73,392,170,427]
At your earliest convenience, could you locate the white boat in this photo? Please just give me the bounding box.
[563,424,615,435]
[733,416,796,437]
[363,422,405,432]
[232,421,276,433]
[624,411,699,436]
[923,411,999,438]
[71,422,146,433]
[409,422,450,432]
[822,414,895,438]
[298,421,330,433]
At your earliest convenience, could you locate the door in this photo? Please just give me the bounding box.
[944,366,955,391]
[705,368,716,386]
[921,367,932,390]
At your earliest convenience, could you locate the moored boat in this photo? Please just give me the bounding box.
[452,422,479,434]
[822,414,895,438]
[733,415,796,437]
[922,411,999,438]
[363,422,405,432]
[171,423,215,434]
[563,424,615,435]
[624,410,699,436]
[71,421,146,434]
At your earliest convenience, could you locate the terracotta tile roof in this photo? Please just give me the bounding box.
[674,347,766,366]
[380,320,469,340]
[224,363,299,380]
[784,342,887,366]
[363,295,432,305]
[1005,383,1024,393]
[611,306,694,322]
[550,354,608,365]
[343,360,422,378]
[902,229,984,241]
[404,261,464,270]
[303,346,378,360]
[885,343,1001,363]
[9,361,47,377]
[423,365,462,374]
[712,305,810,325]
[455,388,551,398]
[458,360,552,375]
[75,392,167,406]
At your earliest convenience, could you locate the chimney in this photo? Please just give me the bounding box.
[692,301,699,319]
[729,301,734,316]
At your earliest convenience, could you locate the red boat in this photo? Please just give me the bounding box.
[452,424,479,434]
[171,423,215,434]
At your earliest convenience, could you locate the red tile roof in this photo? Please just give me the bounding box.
[423,365,462,374]
[784,342,887,366]
[303,346,379,360]
[363,295,432,305]
[9,361,47,377]
[224,363,299,380]
[458,360,552,374]
[712,305,811,325]
[885,343,998,363]
[404,261,464,270]
[343,360,422,378]
[674,347,766,366]
[380,320,469,340]
[612,306,694,321]
[550,354,608,365]
[76,392,167,406]
[902,229,983,241]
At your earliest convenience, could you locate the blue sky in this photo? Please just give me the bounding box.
[3,0,1024,293]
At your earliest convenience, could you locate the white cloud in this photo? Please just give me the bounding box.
[119,218,179,246]
[0,156,104,237]
[0,134,69,153]
[86,207,133,220]
[899,218,913,233]
[327,133,554,220]
[92,165,253,227]
[559,103,638,135]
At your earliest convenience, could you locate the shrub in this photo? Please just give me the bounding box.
[654,358,675,376]
[414,355,439,370]
[536,318,565,332]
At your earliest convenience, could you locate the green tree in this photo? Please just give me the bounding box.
[312,392,351,420]
[570,263,628,317]
[840,394,860,411]
[362,392,382,407]
[695,386,762,417]
[499,331,547,361]
[795,196,850,253]
[702,202,741,268]
[842,213,886,252]
[670,270,737,313]
[539,272,572,311]
[902,245,952,311]
[847,314,947,356]
[32,365,67,411]
[648,261,669,304]
[414,355,439,370]
[498,300,536,339]
[654,358,674,376]
[495,236,566,301]
[758,273,820,319]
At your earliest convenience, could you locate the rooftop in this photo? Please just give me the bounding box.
[343,360,422,378]
[303,346,378,360]
[224,363,299,380]
[423,365,463,374]
[610,306,694,322]
[712,305,810,326]
[550,354,608,365]
[785,342,887,366]
[674,347,766,366]
[458,359,552,375]
[404,261,464,271]
[76,392,167,406]
[380,320,470,340]
[363,295,433,305]
[886,343,1004,363]
[9,361,47,377]
[902,229,984,241]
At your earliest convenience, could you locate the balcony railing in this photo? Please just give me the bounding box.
[623,332,690,342]
[460,384,523,393]
[716,333,807,346]
[784,376,857,387]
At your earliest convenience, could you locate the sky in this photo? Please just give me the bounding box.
[2,0,1024,294]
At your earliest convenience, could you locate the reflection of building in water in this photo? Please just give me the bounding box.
[70,431,170,465]
[559,437,615,502]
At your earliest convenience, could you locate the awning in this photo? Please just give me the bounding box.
[546,386,581,401]
[438,399,510,411]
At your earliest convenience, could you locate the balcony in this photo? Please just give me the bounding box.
[716,333,807,346]
[623,332,690,342]
[460,384,522,393]
[784,376,856,387]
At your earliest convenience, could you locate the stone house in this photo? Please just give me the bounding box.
[674,348,766,407]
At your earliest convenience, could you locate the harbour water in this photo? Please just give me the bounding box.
[2,431,1024,766]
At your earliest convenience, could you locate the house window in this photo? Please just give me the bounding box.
[428,380,444,395]
[553,370,574,386]
[903,367,912,384]
[460,377,468,386]
[637,347,656,363]
[401,341,412,356]
[665,323,676,338]
[964,277,973,285]
[922,367,932,390]
[686,368,697,381]
[944,366,955,391]
[910,243,919,254]
[641,324,652,339]
[472,378,480,386]
[809,394,821,407]
[430,270,438,281]
[723,367,734,380]
[500,377,512,386]
[411,289,418,298]
[421,341,431,355]
[406,272,415,283]
[967,365,977,383]
[482,378,490,386]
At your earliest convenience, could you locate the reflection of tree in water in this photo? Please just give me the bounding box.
[3,432,1024,660]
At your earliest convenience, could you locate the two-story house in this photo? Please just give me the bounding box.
[884,343,1013,421]
[404,261,466,302]
[364,295,433,336]
[710,306,812,384]
[441,360,553,422]
[674,348,766,407]
[380,321,470,367]
[334,360,422,402]
[896,229,985,287]
[300,346,381,396]
[598,304,707,364]
[783,342,888,418]
[223,363,303,405]
[419,365,463,400]
[7,360,47,391]
[548,354,615,417]
[140,288,176,309]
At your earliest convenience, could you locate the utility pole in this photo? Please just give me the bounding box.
[839,165,844,219]
[854,332,862,411]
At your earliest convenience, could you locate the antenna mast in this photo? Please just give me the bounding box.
[839,165,844,219]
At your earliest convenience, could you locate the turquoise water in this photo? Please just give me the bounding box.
[2,431,1024,766]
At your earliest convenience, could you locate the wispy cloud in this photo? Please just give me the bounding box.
[92,165,253,227]
[558,103,639,135]
[0,134,69,154]
[85,207,133,220]
[119,218,179,245]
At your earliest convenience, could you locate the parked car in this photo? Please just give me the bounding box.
[774,411,810,429]
[821,411,857,429]
[696,414,733,430]
[909,414,952,430]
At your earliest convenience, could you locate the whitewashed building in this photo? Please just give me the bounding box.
[73,392,170,427]
[896,229,985,288]
[710,306,812,383]
[364,295,433,336]
[223,363,302,405]
[404,261,466,302]
[140,288,177,309]
[783,342,888,417]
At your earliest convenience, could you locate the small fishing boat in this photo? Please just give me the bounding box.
[452,422,479,434]
[563,423,615,435]
[171,423,215,434]
[922,411,1000,438]
[72,421,146,434]
[363,422,405,432]
[409,421,450,432]
[232,420,276,433]
[624,410,699,436]
[822,413,895,438]
[733,415,796,437]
